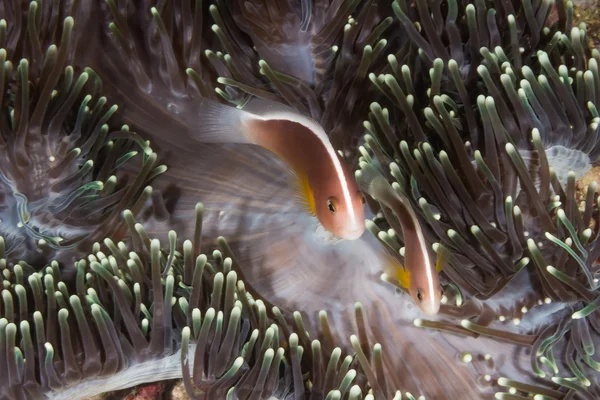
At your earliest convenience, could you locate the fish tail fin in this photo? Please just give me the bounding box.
[434,243,452,273]
[186,99,253,144]
[355,163,388,198]
[381,251,410,289]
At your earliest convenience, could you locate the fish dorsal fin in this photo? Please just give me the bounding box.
[242,97,297,116]
[435,243,452,273]
[288,168,317,216]
[242,97,327,142]
[382,252,411,289]
[184,98,253,144]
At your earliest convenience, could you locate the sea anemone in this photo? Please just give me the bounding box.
[82,1,498,397]
[0,1,164,268]
[3,0,600,399]
[68,0,576,398]
[357,0,600,397]
[0,201,425,400]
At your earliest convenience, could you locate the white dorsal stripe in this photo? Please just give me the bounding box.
[416,228,436,305]
[252,110,359,230]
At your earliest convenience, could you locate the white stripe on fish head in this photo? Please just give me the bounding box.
[305,121,360,233]
[328,143,361,232]
[416,227,437,310]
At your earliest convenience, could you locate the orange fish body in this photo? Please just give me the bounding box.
[187,98,366,240]
[359,165,448,315]
[245,117,365,240]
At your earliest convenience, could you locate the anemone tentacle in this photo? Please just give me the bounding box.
[4,0,600,398]
[0,200,424,399]
[357,0,600,397]
[212,0,399,153]
[0,3,164,267]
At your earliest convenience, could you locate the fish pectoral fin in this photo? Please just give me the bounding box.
[287,168,317,216]
[396,266,411,289]
[435,243,452,273]
[381,252,410,289]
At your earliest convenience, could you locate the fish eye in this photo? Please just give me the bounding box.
[327,197,338,214]
[416,289,423,302]
[358,191,366,204]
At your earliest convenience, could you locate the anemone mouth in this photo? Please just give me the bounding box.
[0,4,166,267]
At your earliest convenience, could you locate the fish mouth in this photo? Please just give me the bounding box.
[341,228,365,240]
[314,222,365,242]
[419,303,441,316]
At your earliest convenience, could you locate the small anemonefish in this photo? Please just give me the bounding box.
[357,164,449,315]
[187,97,366,240]
[381,246,449,315]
